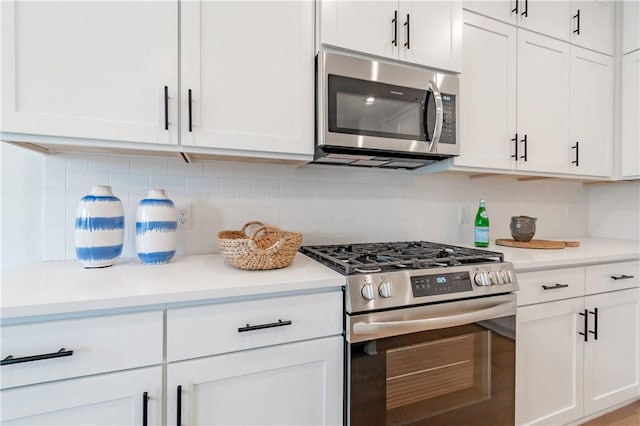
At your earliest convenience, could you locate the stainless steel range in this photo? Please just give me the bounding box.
[300,241,519,425]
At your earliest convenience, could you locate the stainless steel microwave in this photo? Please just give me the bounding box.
[315,50,459,170]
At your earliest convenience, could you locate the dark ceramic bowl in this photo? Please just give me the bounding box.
[510,216,537,242]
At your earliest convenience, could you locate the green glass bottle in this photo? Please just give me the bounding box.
[474,199,490,247]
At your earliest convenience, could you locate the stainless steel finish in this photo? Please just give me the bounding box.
[316,50,459,162]
[378,280,393,298]
[427,80,443,152]
[361,282,376,300]
[347,293,516,343]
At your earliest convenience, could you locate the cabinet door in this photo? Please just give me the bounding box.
[400,1,462,72]
[0,366,162,425]
[516,298,585,426]
[0,1,178,145]
[517,0,571,41]
[167,336,343,426]
[570,1,614,55]
[319,0,398,61]
[622,0,640,55]
[517,30,570,174]
[454,12,517,170]
[621,52,640,179]
[181,1,314,157]
[569,47,613,177]
[584,289,640,416]
[462,0,519,24]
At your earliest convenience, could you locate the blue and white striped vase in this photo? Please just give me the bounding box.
[135,189,177,265]
[74,185,124,268]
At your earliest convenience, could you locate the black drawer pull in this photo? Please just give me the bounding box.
[589,307,598,340]
[578,309,588,342]
[142,392,149,426]
[238,319,292,333]
[542,283,569,290]
[610,274,634,280]
[176,385,182,426]
[1,347,73,366]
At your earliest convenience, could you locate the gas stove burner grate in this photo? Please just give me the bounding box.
[299,241,504,275]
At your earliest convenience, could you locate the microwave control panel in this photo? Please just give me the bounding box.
[440,94,456,145]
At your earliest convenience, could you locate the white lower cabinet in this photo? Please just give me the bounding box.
[167,336,343,426]
[0,366,162,425]
[516,262,640,425]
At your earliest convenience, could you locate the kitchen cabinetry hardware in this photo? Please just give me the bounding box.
[521,0,528,17]
[572,142,580,166]
[512,0,518,14]
[573,9,580,35]
[511,133,519,160]
[579,309,588,342]
[610,274,634,280]
[142,392,148,426]
[520,134,528,161]
[164,86,169,130]
[238,319,292,333]
[188,89,193,132]
[542,283,569,290]
[588,308,598,340]
[1,347,73,366]
[404,14,410,49]
[176,385,182,426]
[392,10,398,46]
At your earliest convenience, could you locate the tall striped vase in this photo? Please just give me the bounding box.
[135,189,177,265]
[74,185,124,268]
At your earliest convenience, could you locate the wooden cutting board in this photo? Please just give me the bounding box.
[495,239,581,249]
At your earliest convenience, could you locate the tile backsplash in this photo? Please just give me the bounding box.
[8,143,627,269]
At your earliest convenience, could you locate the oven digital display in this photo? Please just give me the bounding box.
[411,272,472,297]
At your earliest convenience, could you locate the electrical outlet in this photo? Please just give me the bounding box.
[177,205,192,229]
[458,205,468,224]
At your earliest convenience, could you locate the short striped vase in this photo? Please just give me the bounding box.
[135,189,177,265]
[74,185,124,268]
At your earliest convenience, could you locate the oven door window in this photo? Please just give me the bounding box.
[328,74,427,142]
[349,317,515,426]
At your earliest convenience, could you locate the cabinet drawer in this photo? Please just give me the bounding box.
[1,310,163,389]
[167,291,343,362]
[586,261,640,295]
[516,268,585,306]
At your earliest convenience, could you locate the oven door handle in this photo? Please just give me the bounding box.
[352,298,515,336]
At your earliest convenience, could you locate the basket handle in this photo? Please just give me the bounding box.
[249,225,283,241]
[240,221,266,236]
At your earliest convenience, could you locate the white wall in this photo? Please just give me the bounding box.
[0,148,592,268]
[587,181,640,240]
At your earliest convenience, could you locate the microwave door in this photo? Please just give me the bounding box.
[423,81,444,152]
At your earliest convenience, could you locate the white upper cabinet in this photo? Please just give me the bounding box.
[622,0,640,54]
[570,1,614,55]
[0,1,179,146]
[621,51,640,179]
[517,0,572,41]
[517,29,571,174]
[462,0,519,24]
[319,0,462,72]
[454,12,517,170]
[568,47,613,177]
[180,1,314,156]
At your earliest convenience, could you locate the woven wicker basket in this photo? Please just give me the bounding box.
[217,221,303,270]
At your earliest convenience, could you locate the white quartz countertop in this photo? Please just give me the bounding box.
[474,237,640,271]
[0,253,345,320]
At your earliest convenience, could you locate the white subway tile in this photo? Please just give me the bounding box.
[67,172,110,190]
[148,175,186,192]
[43,155,67,189]
[131,158,168,175]
[220,177,251,193]
[44,189,66,225]
[43,226,66,261]
[251,179,280,193]
[187,176,219,193]
[111,173,149,189]
[66,155,89,172]
[90,156,130,174]
[168,159,203,176]
[202,160,237,177]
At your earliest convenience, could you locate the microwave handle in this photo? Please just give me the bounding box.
[426,80,444,152]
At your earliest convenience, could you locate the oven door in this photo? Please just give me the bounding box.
[347,294,516,426]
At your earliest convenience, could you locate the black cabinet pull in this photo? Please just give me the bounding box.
[142,392,149,426]
[542,283,569,290]
[521,0,528,17]
[1,347,73,366]
[188,89,193,133]
[573,9,581,34]
[404,14,410,49]
[164,86,169,130]
[571,142,579,167]
[578,309,588,342]
[589,308,598,340]
[176,385,182,426]
[238,319,292,333]
[520,134,528,162]
[392,10,398,46]
[611,274,634,280]
[512,0,518,14]
[511,133,519,161]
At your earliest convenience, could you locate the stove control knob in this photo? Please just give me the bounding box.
[500,270,511,284]
[378,281,393,298]
[474,272,490,286]
[494,271,505,285]
[361,283,377,300]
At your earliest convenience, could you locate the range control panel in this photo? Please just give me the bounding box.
[411,272,472,297]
